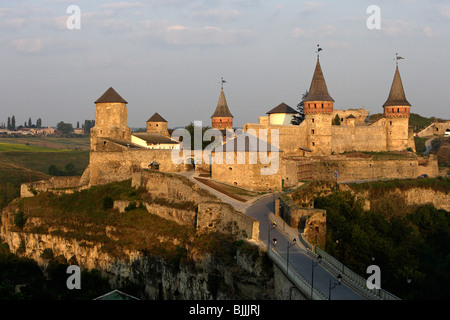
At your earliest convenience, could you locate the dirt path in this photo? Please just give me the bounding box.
[194,177,247,202]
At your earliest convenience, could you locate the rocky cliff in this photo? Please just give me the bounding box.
[0,202,279,300]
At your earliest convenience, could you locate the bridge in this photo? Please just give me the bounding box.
[246,194,401,300]
[182,171,401,300]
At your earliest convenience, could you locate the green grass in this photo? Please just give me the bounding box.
[0,150,89,177]
[0,143,73,152]
[0,136,90,150]
[11,180,208,260]
[347,177,450,195]
[414,136,428,154]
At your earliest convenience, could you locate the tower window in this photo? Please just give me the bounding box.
[312,129,315,135]
[397,108,400,113]
[321,103,324,109]
[312,142,315,147]
[312,118,315,123]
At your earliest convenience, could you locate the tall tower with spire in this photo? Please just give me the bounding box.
[303,52,335,155]
[211,79,233,130]
[383,63,414,151]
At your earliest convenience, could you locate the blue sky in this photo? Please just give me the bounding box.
[0,0,449,128]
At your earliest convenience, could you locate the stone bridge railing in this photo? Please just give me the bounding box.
[267,247,327,300]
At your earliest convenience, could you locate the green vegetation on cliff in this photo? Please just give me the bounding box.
[347,177,450,195]
[2,180,269,299]
[12,180,193,259]
[314,191,450,300]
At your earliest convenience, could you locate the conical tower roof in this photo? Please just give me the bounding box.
[304,58,334,102]
[383,66,410,107]
[211,89,233,118]
[95,87,128,104]
[147,112,167,123]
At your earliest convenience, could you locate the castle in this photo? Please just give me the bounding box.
[243,56,415,156]
[81,54,437,191]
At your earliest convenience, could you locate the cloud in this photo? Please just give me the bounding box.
[190,9,243,22]
[292,24,337,39]
[422,26,438,38]
[299,1,324,15]
[437,4,450,19]
[100,2,144,10]
[0,18,26,31]
[141,20,255,46]
[12,38,46,53]
[381,19,413,37]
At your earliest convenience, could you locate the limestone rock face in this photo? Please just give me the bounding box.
[0,207,275,300]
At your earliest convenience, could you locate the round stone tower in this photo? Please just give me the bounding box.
[211,87,233,130]
[383,65,413,151]
[303,57,335,155]
[146,112,170,137]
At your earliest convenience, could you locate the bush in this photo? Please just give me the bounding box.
[102,196,114,210]
[41,248,54,260]
[14,210,27,229]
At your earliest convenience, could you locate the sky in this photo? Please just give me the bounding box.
[0,0,449,129]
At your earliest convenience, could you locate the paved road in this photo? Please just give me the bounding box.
[246,194,365,300]
[182,171,365,299]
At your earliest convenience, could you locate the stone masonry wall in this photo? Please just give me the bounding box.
[275,196,326,247]
[132,170,260,241]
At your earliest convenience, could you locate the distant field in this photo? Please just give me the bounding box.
[0,136,90,150]
[0,138,90,188]
[0,143,73,152]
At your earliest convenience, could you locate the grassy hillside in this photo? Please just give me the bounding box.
[0,141,89,183]
[0,140,90,210]
[369,113,448,133]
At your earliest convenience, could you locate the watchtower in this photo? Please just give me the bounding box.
[383,64,413,151]
[303,56,335,155]
[146,112,170,137]
[90,87,131,150]
[211,79,233,130]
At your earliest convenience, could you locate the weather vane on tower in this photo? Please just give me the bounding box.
[219,77,227,89]
[395,53,405,68]
[316,44,323,59]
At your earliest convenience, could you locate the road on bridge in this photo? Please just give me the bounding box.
[246,194,365,300]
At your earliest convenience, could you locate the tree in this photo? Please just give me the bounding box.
[184,122,212,150]
[28,118,32,128]
[7,117,11,130]
[333,114,341,125]
[36,118,42,128]
[83,120,95,134]
[291,90,308,125]
[56,122,73,134]
[64,163,76,176]
[11,116,15,130]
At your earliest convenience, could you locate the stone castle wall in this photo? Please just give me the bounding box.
[331,121,388,154]
[20,176,84,198]
[132,170,260,240]
[417,121,450,137]
[211,151,284,191]
[285,154,438,184]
